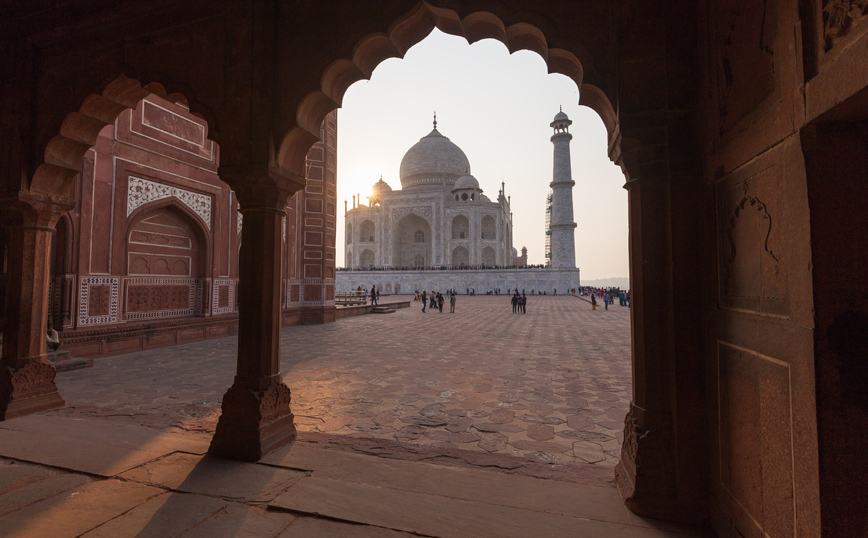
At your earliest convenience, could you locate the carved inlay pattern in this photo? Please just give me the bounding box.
[122,277,203,320]
[78,277,120,326]
[8,360,57,392]
[237,212,243,235]
[390,206,433,224]
[824,0,868,49]
[212,278,235,315]
[127,177,212,229]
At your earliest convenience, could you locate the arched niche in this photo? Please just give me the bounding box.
[481,216,496,240]
[125,201,209,278]
[452,246,470,266]
[452,215,470,239]
[346,223,353,244]
[359,249,375,268]
[481,246,496,266]
[360,220,375,242]
[393,214,431,268]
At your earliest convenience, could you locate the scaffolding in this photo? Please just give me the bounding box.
[544,190,553,266]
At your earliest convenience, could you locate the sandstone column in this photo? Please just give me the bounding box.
[209,164,305,461]
[0,193,72,420]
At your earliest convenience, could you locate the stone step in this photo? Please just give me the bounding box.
[47,350,94,372]
[370,306,396,314]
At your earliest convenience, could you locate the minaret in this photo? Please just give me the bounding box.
[549,107,577,268]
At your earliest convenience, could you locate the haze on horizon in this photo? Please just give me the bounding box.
[335,29,628,282]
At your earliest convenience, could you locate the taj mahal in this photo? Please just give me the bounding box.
[337,111,581,294]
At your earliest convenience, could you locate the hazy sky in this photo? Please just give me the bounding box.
[335,29,628,281]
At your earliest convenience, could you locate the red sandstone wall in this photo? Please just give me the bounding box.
[699,1,868,536]
[283,111,337,325]
[51,95,240,357]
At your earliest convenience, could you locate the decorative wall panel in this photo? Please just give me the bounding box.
[122,277,203,321]
[718,342,795,537]
[716,162,789,317]
[78,277,120,326]
[127,177,212,229]
[212,278,235,315]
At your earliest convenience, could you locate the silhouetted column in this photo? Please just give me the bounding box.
[616,171,682,518]
[209,164,304,461]
[1,193,70,420]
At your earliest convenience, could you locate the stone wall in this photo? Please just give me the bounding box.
[337,268,579,295]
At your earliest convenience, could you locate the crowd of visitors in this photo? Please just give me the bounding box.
[338,264,551,272]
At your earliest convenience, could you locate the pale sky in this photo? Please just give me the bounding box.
[335,29,628,281]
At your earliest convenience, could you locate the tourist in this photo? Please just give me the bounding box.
[603,291,610,310]
[437,292,444,313]
[421,290,427,313]
[450,291,456,313]
[591,293,597,310]
[511,293,519,313]
[553,288,557,296]
[430,291,437,310]
[370,286,378,306]
[521,294,527,313]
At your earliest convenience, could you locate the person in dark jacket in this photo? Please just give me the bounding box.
[421,290,427,313]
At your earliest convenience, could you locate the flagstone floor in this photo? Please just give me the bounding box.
[55,295,632,467]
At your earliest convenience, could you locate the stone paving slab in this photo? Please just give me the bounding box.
[55,295,632,466]
[119,452,306,503]
[0,427,169,477]
[269,475,696,538]
[0,478,162,538]
[262,440,631,525]
[0,417,709,538]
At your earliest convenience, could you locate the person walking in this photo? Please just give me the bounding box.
[430,291,437,310]
[521,293,527,313]
[370,285,378,306]
[437,292,444,313]
[512,293,518,313]
[421,290,427,313]
[591,293,597,310]
[450,291,456,313]
[603,291,610,310]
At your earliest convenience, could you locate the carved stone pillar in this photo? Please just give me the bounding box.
[615,173,680,518]
[1,192,72,420]
[209,163,304,461]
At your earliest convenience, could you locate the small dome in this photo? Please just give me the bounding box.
[479,194,492,202]
[553,110,569,122]
[371,177,392,193]
[453,174,479,191]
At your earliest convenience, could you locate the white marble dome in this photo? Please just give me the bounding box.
[399,127,470,189]
[452,174,480,191]
[371,177,392,193]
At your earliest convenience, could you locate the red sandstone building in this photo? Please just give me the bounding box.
[0,96,337,359]
[2,2,867,536]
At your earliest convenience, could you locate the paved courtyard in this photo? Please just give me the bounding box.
[55,295,632,467]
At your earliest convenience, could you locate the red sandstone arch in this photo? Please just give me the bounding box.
[276,3,622,179]
[32,76,216,202]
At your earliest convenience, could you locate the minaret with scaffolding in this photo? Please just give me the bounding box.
[544,191,553,266]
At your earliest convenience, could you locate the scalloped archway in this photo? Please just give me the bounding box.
[276,4,623,182]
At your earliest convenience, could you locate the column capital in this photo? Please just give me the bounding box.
[0,191,75,229]
[219,161,305,209]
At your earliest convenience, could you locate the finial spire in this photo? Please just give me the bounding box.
[559,105,562,112]
[433,111,437,130]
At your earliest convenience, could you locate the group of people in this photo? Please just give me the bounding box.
[588,288,629,310]
[417,290,457,313]
[511,292,527,314]
[339,263,552,272]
